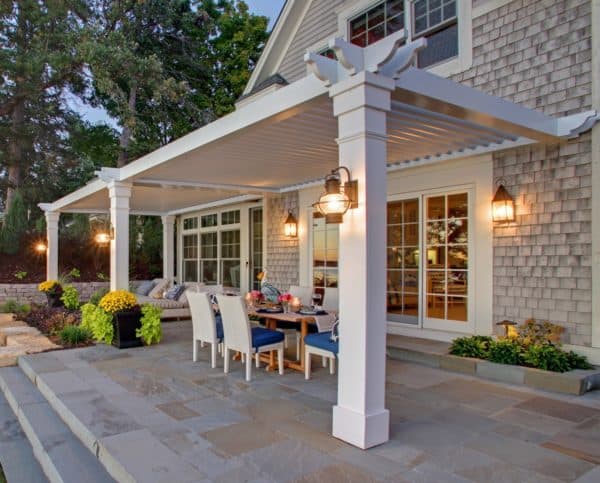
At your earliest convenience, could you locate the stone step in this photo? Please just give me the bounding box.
[3,326,42,345]
[0,366,115,483]
[0,391,48,483]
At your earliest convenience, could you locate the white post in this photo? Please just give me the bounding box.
[45,211,60,281]
[331,70,393,449]
[108,181,132,291]
[161,215,175,281]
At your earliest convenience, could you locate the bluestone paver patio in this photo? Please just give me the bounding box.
[18,322,600,482]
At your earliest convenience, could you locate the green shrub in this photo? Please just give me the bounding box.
[449,335,492,359]
[0,190,28,255]
[522,344,570,373]
[488,339,522,365]
[0,299,30,314]
[60,286,80,310]
[136,304,162,345]
[14,271,27,280]
[89,287,109,305]
[566,351,594,370]
[80,303,114,344]
[59,325,92,346]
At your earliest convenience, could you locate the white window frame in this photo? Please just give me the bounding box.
[331,0,472,78]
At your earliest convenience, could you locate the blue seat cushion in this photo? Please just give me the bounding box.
[251,327,284,350]
[304,332,339,355]
[215,314,224,341]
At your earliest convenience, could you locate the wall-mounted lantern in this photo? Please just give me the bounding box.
[312,166,358,224]
[34,242,47,253]
[492,182,515,223]
[284,210,298,237]
[94,226,114,246]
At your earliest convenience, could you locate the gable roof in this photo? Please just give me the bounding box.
[243,0,312,95]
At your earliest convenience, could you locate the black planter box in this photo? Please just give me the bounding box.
[112,310,143,349]
[46,292,63,308]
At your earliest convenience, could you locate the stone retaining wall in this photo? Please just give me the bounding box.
[0,282,111,304]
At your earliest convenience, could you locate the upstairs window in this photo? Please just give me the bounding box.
[348,0,458,68]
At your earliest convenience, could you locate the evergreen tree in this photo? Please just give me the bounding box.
[0,190,28,255]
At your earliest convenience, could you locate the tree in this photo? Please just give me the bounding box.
[0,189,28,255]
[0,1,89,211]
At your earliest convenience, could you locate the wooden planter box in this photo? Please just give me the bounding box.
[112,310,143,349]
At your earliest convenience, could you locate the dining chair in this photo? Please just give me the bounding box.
[188,292,224,368]
[288,285,317,359]
[217,295,284,382]
[304,324,339,380]
[323,287,339,312]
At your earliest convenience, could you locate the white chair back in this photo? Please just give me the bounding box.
[188,292,218,343]
[216,295,251,353]
[323,287,339,312]
[289,285,313,307]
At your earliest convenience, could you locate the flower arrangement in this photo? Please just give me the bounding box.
[249,290,263,302]
[38,280,62,294]
[99,290,138,314]
[278,293,292,312]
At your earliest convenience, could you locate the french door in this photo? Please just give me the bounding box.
[387,189,473,333]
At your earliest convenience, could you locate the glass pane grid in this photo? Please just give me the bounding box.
[312,216,339,288]
[350,0,406,48]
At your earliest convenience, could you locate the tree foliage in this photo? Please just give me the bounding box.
[0,189,28,254]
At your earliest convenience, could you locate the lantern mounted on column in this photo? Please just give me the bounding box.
[34,242,47,254]
[492,180,515,223]
[283,210,298,237]
[312,166,358,224]
[94,225,114,246]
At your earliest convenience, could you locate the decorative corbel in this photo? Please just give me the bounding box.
[555,110,600,139]
[304,51,338,85]
[95,167,121,183]
[329,37,364,75]
[377,37,427,78]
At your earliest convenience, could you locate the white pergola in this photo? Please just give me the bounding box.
[40,32,597,449]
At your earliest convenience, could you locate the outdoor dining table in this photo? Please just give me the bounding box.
[247,307,335,373]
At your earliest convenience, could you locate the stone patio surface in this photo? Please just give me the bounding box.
[20,321,600,482]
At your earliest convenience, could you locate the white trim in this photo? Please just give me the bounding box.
[134,178,279,194]
[472,0,513,19]
[386,322,458,343]
[167,195,262,216]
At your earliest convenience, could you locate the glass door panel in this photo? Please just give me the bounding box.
[200,232,218,284]
[312,215,338,289]
[220,229,241,288]
[424,192,469,326]
[249,207,263,290]
[386,198,420,324]
[182,234,198,282]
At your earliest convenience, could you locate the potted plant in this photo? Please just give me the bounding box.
[38,280,64,308]
[98,290,142,349]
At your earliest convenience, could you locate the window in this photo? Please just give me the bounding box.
[221,210,240,225]
[201,214,217,228]
[183,217,198,230]
[249,207,263,290]
[348,0,458,68]
[312,214,339,289]
[182,234,198,282]
[200,232,218,284]
[220,230,241,288]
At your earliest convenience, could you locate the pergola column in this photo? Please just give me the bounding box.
[331,71,393,449]
[108,181,132,291]
[45,211,60,281]
[161,215,176,281]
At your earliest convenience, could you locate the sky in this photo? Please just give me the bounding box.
[75,0,287,126]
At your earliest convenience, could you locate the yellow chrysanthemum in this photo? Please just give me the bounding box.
[99,290,137,314]
[38,280,61,293]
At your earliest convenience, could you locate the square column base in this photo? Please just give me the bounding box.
[332,404,390,449]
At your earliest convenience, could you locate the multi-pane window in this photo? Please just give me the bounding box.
[312,215,339,288]
[221,210,240,225]
[387,199,420,324]
[349,0,404,47]
[425,193,468,322]
[348,0,458,68]
[201,214,217,228]
[200,232,218,284]
[182,234,198,282]
[220,230,241,288]
[183,217,198,230]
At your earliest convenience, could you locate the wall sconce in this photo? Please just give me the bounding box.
[94,226,114,245]
[283,210,298,237]
[34,242,47,253]
[312,166,358,224]
[492,181,515,223]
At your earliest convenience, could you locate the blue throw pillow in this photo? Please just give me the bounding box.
[165,285,185,300]
[136,280,156,296]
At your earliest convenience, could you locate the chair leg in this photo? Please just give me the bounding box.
[305,350,311,380]
[322,356,327,368]
[245,352,252,382]
[284,333,288,349]
[278,348,284,375]
[296,335,301,361]
[193,340,198,362]
[224,347,230,374]
[255,351,260,368]
[211,342,217,369]
[241,352,245,363]
[330,357,335,375]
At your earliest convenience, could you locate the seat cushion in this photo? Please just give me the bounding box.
[304,332,339,355]
[251,327,284,350]
[135,280,156,296]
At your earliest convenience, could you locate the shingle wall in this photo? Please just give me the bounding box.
[460,0,593,344]
[265,192,300,291]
